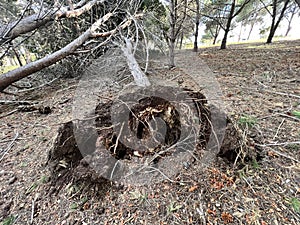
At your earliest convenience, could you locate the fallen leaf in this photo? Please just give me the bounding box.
[189,185,198,192]
[221,212,233,223]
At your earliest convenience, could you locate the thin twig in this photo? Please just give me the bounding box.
[0,132,19,161]
[0,137,24,143]
[277,113,300,122]
[0,109,18,119]
[17,77,58,93]
[273,118,285,140]
[113,122,124,155]
[0,100,37,105]
[30,199,35,224]
[242,177,256,194]
[110,160,120,180]
[256,141,300,147]
[262,146,300,163]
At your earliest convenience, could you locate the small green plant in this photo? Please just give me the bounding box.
[238,115,257,128]
[252,159,260,169]
[19,162,28,167]
[39,175,49,184]
[70,202,78,210]
[167,201,182,215]
[286,144,299,151]
[80,197,88,205]
[291,110,300,119]
[290,198,300,212]
[66,183,80,196]
[25,182,38,195]
[129,191,147,203]
[2,215,16,225]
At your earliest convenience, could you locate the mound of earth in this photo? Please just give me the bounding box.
[47,86,258,186]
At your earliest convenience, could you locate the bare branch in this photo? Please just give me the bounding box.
[0,13,113,91]
[0,0,105,45]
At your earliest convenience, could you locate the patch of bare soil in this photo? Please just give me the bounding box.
[1,40,300,225]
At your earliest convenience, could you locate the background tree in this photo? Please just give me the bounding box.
[219,0,252,49]
[235,0,266,40]
[201,0,252,49]
[193,0,201,51]
[283,2,299,36]
[202,20,222,45]
[263,0,291,43]
[167,0,189,67]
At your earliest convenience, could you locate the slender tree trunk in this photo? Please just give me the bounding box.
[220,0,235,49]
[285,8,296,36]
[285,20,292,36]
[168,0,176,67]
[13,49,23,67]
[212,28,219,45]
[238,21,243,42]
[247,21,255,40]
[266,0,290,43]
[266,0,277,43]
[193,0,200,52]
[211,25,220,45]
[179,32,184,49]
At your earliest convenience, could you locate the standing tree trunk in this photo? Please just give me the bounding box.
[177,31,184,49]
[285,5,297,36]
[168,0,176,67]
[266,0,290,43]
[220,0,235,49]
[285,14,293,36]
[238,21,244,42]
[212,25,220,45]
[247,21,255,40]
[193,0,200,52]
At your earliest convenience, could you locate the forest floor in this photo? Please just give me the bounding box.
[0,40,300,225]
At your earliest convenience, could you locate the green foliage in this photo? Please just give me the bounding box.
[1,215,16,225]
[290,198,300,212]
[238,115,257,128]
[167,201,182,215]
[252,159,260,169]
[291,110,300,119]
[286,143,299,151]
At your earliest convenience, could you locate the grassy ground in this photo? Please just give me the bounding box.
[0,39,299,225]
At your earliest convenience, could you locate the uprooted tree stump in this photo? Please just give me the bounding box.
[47,86,259,185]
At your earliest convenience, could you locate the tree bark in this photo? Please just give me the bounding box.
[285,5,297,36]
[266,0,290,44]
[212,26,220,45]
[0,13,117,92]
[168,0,176,67]
[220,0,235,49]
[193,0,200,52]
[220,0,251,49]
[0,0,105,45]
[247,21,255,40]
[121,38,150,87]
[285,14,294,36]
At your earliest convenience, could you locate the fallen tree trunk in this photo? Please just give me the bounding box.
[0,14,135,92]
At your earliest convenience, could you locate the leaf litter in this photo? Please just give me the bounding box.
[0,40,299,224]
